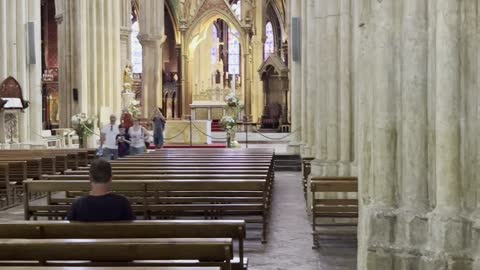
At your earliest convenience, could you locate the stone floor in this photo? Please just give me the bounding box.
[0,172,357,270]
[245,172,357,270]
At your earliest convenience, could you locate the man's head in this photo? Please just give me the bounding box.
[89,159,112,184]
[110,114,117,125]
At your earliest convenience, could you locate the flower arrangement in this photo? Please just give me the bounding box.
[225,92,240,108]
[128,99,141,119]
[220,116,236,130]
[71,113,97,147]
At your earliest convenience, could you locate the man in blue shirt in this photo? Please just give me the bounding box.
[67,159,135,222]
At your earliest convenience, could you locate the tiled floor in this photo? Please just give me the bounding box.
[0,172,357,270]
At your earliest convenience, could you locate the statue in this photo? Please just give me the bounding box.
[122,64,134,93]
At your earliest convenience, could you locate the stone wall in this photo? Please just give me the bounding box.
[289,0,480,269]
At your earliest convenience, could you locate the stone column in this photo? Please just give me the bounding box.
[371,0,396,209]
[0,0,6,78]
[180,27,188,117]
[400,0,428,211]
[428,0,464,261]
[287,0,302,154]
[338,0,352,176]
[393,0,429,264]
[243,30,252,119]
[301,0,316,157]
[120,0,132,66]
[27,0,43,144]
[434,0,461,212]
[324,0,340,176]
[137,0,165,117]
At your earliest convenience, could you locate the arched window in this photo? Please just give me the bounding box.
[264,22,274,60]
[228,28,240,75]
[131,18,142,74]
[211,25,218,65]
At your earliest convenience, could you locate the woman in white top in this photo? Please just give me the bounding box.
[128,119,149,155]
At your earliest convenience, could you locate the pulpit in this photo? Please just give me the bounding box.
[0,77,29,144]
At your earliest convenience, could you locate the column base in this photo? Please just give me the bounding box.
[310,159,339,176]
[287,141,302,154]
[300,145,313,158]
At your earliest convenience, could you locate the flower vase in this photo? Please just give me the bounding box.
[227,129,239,148]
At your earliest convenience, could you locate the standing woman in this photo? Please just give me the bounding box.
[128,119,149,155]
[151,108,166,149]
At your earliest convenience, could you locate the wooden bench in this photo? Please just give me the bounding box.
[23,180,270,243]
[0,267,220,270]
[0,157,46,178]
[0,238,233,269]
[0,161,27,206]
[0,220,247,270]
[310,177,358,249]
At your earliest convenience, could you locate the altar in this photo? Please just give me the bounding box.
[190,101,226,121]
[164,120,212,144]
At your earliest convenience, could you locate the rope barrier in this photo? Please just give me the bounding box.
[250,126,301,140]
[191,123,228,140]
[163,124,190,140]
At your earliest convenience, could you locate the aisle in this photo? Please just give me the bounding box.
[246,172,356,270]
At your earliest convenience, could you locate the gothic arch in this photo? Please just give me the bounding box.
[186,7,246,49]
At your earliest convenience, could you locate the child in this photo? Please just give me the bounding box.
[116,126,131,158]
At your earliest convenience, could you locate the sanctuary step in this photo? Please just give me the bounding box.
[274,154,301,171]
[211,120,224,132]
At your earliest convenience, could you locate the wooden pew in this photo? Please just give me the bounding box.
[0,238,233,269]
[0,220,247,270]
[23,180,270,243]
[310,177,358,249]
[0,157,45,179]
[0,267,220,270]
[41,174,267,180]
[0,161,27,206]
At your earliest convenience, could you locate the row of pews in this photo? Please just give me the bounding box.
[0,148,276,270]
[0,149,96,208]
[301,158,359,249]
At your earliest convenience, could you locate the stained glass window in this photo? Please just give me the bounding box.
[228,28,240,75]
[211,25,218,65]
[264,22,274,60]
[131,19,142,74]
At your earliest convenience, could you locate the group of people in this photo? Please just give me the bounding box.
[100,108,166,160]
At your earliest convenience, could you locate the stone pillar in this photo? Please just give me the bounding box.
[393,0,429,266]
[243,31,252,119]
[399,0,429,212]
[300,0,316,157]
[287,0,302,154]
[338,0,352,176]
[27,0,43,144]
[120,0,132,67]
[324,0,340,176]
[180,27,188,117]
[358,1,397,269]
[427,1,465,264]
[434,0,461,212]
[137,0,165,117]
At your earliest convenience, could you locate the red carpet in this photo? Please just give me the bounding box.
[148,143,226,149]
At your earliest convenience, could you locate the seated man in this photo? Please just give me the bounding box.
[67,159,135,222]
